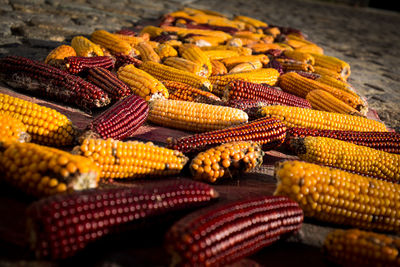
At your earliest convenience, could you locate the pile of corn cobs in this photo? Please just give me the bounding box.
[1,7,400,266]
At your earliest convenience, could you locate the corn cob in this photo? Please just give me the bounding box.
[228,61,263,73]
[113,53,142,70]
[0,56,110,110]
[279,72,366,113]
[0,113,30,143]
[324,229,400,266]
[290,136,400,183]
[283,50,314,64]
[274,160,400,233]
[225,99,271,120]
[63,56,114,74]
[140,25,164,38]
[285,35,317,49]
[162,80,222,105]
[167,117,287,154]
[306,89,363,116]
[139,61,212,92]
[311,53,351,80]
[234,31,265,40]
[74,138,188,179]
[180,46,212,76]
[209,68,280,97]
[315,75,358,96]
[148,98,248,132]
[185,35,227,47]
[289,70,320,80]
[220,55,269,69]
[0,141,99,197]
[115,28,137,36]
[233,15,268,28]
[117,64,168,101]
[91,30,134,56]
[201,45,252,56]
[259,105,388,132]
[166,195,303,267]
[135,41,161,63]
[276,58,315,73]
[155,43,178,59]
[203,49,240,60]
[163,57,207,77]
[210,59,227,75]
[112,34,146,48]
[287,127,400,154]
[27,179,218,259]
[226,37,244,47]
[0,93,77,146]
[312,66,345,80]
[294,45,324,55]
[267,59,284,74]
[224,80,312,108]
[83,94,148,141]
[71,36,104,57]
[44,45,77,66]
[161,26,232,42]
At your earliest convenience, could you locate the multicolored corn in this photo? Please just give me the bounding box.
[225,99,271,120]
[27,179,218,259]
[148,98,248,132]
[0,113,30,143]
[44,45,77,66]
[287,127,400,154]
[166,195,303,266]
[0,141,100,198]
[71,36,104,57]
[167,117,287,154]
[290,136,400,183]
[83,94,148,141]
[74,138,188,179]
[113,53,143,70]
[274,160,400,232]
[0,56,110,110]
[324,229,400,266]
[91,30,134,56]
[63,56,114,74]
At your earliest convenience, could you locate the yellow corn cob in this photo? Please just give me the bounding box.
[155,43,178,60]
[200,45,252,56]
[315,75,358,96]
[203,50,240,60]
[139,25,164,38]
[264,27,280,37]
[294,45,324,55]
[135,41,161,63]
[74,138,188,179]
[163,57,207,77]
[112,34,146,47]
[0,113,30,143]
[234,31,265,41]
[162,80,222,104]
[259,105,387,132]
[324,229,400,266]
[220,55,270,69]
[163,39,183,48]
[277,59,315,72]
[0,93,77,146]
[139,61,212,92]
[117,64,168,100]
[209,68,280,97]
[226,38,243,47]
[285,34,317,48]
[210,60,227,76]
[231,37,257,47]
[306,90,363,116]
[91,30,133,56]
[233,15,268,28]
[183,7,226,18]
[313,66,344,80]
[274,160,400,233]
[44,45,77,65]
[311,53,351,80]
[279,72,366,113]
[161,26,232,42]
[283,50,315,64]
[247,43,284,54]
[181,46,213,77]
[0,141,100,197]
[290,136,400,183]
[228,61,263,74]
[148,98,248,132]
[71,36,104,57]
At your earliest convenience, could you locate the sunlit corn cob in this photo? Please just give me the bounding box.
[290,136,400,183]
[139,61,212,92]
[209,68,280,97]
[220,55,269,69]
[63,56,114,74]
[248,43,285,54]
[294,45,324,55]
[117,64,168,101]
[210,59,227,75]
[163,57,207,77]
[203,49,240,60]
[311,53,351,80]
[0,93,77,146]
[224,80,312,108]
[306,90,363,116]
[166,195,302,267]
[113,53,142,70]
[27,179,218,259]
[148,98,248,132]
[233,31,265,41]
[228,61,263,73]
[276,58,315,72]
[233,15,268,28]
[167,117,287,154]
[260,105,387,132]
[274,160,400,232]
[201,45,252,56]
[324,229,400,266]
[140,25,164,38]
[71,36,104,57]
[185,35,227,47]
[190,141,264,182]
[74,138,188,179]
[135,41,161,63]
[279,72,366,113]
[287,127,400,154]
[283,50,315,64]
[313,66,344,80]
[289,70,321,80]
[0,56,110,110]
[0,141,99,197]
[83,94,148,141]
[112,34,146,48]
[180,46,212,77]
[155,43,178,59]
[91,30,134,56]
[285,34,317,48]
[161,26,232,42]
[0,113,30,143]
[162,80,222,105]
[44,45,77,66]
[315,75,357,96]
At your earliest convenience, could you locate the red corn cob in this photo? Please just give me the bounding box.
[224,80,312,109]
[151,34,174,43]
[266,59,284,74]
[113,53,143,70]
[87,67,132,101]
[287,127,400,154]
[27,179,218,259]
[115,28,138,36]
[64,56,114,74]
[166,117,287,154]
[225,99,271,120]
[83,94,148,140]
[165,195,303,267]
[0,55,110,109]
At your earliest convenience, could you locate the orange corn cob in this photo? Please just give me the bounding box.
[155,43,178,59]
[135,41,161,63]
[203,49,240,60]
[311,53,351,80]
[91,30,134,56]
[71,36,104,57]
[283,50,315,64]
[139,25,164,38]
[229,61,263,73]
[315,75,358,96]
[210,59,227,75]
[181,46,212,77]
[233,15,268,28]
[163,57,207,77]
[221,55,269,69]
[277,59,315,72]
[0,113,30,143]
[44,45,77,66]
